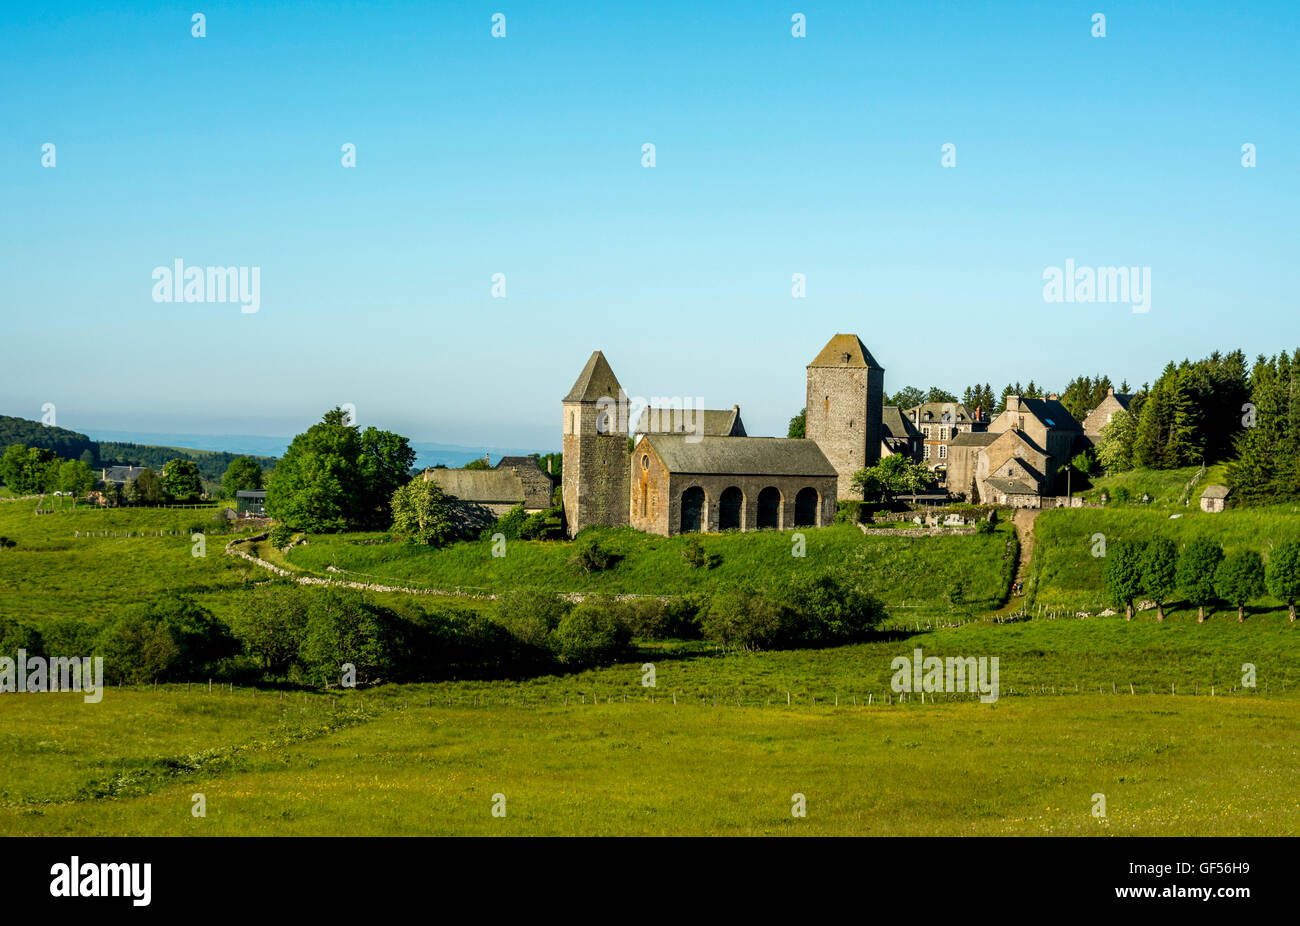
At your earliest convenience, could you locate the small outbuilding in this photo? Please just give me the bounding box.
[1200,485,1230,513]
[236,490,267,515]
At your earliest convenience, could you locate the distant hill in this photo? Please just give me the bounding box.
[0,415,96,461]
[0,416,276,482]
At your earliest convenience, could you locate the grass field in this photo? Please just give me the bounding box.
[2,495,1297,836]
[284,523,1018,618]
[1030,502,1300,613]
[2,686,1294,836]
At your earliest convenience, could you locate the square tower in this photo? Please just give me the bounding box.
[806,333,885,498]
[562,350,631,537]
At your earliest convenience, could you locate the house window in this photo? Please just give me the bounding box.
[641,454,649,471]
[922,426,931,438]
[939,445,947,460]
[923,445,931,460]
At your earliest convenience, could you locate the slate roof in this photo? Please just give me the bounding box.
[908,402,977,425]
[1201,485,1231,499]
[1017,397,1082,431]
[949,431,999,448]
[644,435,836,478]
[424,469,526,504]
[235,490,266,499]
[881,406,918,440]
[808,334,884,371]
[634,405,746,438]
[102,465,148,484]
[564,350,623,403]
[494,455,546,471]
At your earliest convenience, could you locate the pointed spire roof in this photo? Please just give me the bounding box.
[808,333,884,370]
[564,350,624,402]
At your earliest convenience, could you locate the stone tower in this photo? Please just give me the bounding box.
[806,333,885,498]
[562,350,630,537]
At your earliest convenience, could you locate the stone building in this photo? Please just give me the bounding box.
[562,335,872,537]
[630,434,837,535]
[1200,485,1230,513]
[423,457,555,517]
[946,395,1080,505]
[880,406,921,460]
[805,334,885,498]
[562,350,631,536]
[1081,386,1135,444]
[903,402,986,477]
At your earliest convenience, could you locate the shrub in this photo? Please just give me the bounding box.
[268,523,294,548]
[550,598,632,666]
[975,519,996,534]
[570,534,614,573]
[834,500,864,524]
[779,571,884,645]
[613,595,705,640]
[681,537,706,568]
[96,594,237,684]
[519,506,564,541]
[489,504,528,541]
[298,590,402,686]
[0,616,43,656]
[700,589,784,651]
[495,589,571,651]
[231,585,310,675]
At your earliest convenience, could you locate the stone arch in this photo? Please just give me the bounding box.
[757,487,782,529]
[718,486,743,531]
[794,487,819,527]
[680,486,706,533]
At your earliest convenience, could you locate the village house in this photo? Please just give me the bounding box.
[904,402,986,479]
[1082,386,1136,444]
[945,394,1082,505]
[880,406,922,460]
[424,456,556,520]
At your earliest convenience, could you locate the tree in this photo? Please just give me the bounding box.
[221,456,264,498]
[850,455,935,502]
[701,588,783,652]
[265,408,362,531]
[1214,550,1265,622]
[780,571,884,644]
[96,594,236,684]
[1096,409,1137,473]
[1178,539,1224,623]
[127,468,163,505]
[1266,540,1300,621]
[0,444,56,495]
[390,478,454,546]
[550,599,632,666]
[461,458,491,470]
[160,459,203,503]
[230,586,309,675]
[299,591,401,686]
[787,408,806,439]
[357,427,416,527]
[1140,537,1178,621]
[57,459,94,508]
[1104,540,1147,620]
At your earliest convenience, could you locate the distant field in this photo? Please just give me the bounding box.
[285,524,1018,617]
[1030,502,1300,613]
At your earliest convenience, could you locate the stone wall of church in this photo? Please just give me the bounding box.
[806,365,884,498]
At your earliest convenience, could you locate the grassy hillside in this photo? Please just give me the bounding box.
[1080,464,1230,508]
[1029,502,1300,613]
[285,524,1018,617]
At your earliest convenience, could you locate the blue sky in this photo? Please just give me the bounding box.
[2,1,1297,452]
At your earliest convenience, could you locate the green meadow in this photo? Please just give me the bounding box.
[1029,503,1300,614]
[1,496,1297,835]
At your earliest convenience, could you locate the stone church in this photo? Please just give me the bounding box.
[562,334,884,537]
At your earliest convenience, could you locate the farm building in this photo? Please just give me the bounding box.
[236,490,267,515]
[1200,485,1230,513]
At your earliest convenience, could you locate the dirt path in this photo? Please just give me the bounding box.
[991,508,1040,617]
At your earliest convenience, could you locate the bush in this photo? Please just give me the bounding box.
[700,589,784,651]
[488,504,528,541]
[298,590,402,686]
[519,506,564,541]
[779,571,884,644]
[268,523,294,548]
[0,616,43,656]
[834,500,864,524]
[96,594,237,684]
[975,518,996,534]
[612,595,704,640]
[681,537,706,568]
[231,585,310,676]
[550,598,632,666]
[495,589,571,651]
[570,534,614,573]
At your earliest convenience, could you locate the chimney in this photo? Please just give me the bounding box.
[1048,393,1058,401]
[1107,386,1115,395]
[1007,395,1021,413]
[975,405,983,422]
[484,453,490,466]
[546,457,552,475]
